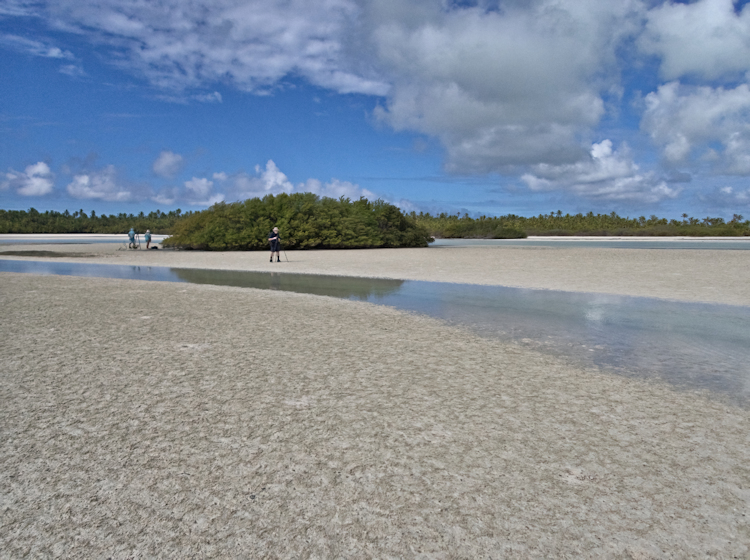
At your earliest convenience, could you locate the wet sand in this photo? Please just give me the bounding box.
[1,239,749,305]
[1,269,749,558]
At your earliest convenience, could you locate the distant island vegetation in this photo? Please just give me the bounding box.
[0,207,190,234]
[1,197,749,245]
[415,211,750,238]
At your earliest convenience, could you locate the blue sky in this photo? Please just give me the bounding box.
[2,0,750,219]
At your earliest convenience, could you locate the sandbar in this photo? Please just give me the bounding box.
[1,270,749,558]
[1,238,750,305]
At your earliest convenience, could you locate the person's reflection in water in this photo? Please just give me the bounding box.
[269,272,281,290]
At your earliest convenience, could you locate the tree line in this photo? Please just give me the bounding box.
[2,203,749,240]
[413,211,750,237]
[162,193,433,250]
[0,207,193,234]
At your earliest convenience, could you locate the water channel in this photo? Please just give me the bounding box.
[2,259,749,405]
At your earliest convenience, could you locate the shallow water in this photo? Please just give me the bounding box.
[0,234,167,245]
[2,233,749,250]
[432,237,750,250]
[2,259,749,404]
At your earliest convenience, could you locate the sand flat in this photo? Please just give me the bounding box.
[1,271,749,558]
[1,240,749,306]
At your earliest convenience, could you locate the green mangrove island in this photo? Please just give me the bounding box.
[2,195,749,245]
[163,193,432,250]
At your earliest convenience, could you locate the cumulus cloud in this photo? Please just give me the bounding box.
[152,150,184,178]
[1,162,55,196]
[521,140,679,203]
[640,0,750,81]
[208,159,390,206]
[641,81,750,174]
[151,187,179,206]
[302,178,377,200]
[221,160,294,200]
[66,165,133,201]
[369,0,642,172]
[182,177,224,206]
[184,177,214,197]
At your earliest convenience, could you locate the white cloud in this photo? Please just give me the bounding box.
[641,81,750,174]
[190,193,225,206]
[210,159,392,207]
[640,0,750,81]
[0,33,74,59]
[27,0,388,95]
[369,0,643,171]
[66,165,133,201]
[152,150,184,178]
[193,91,222,103]
[222,160,296,200]
[183,177,226,206]
[184,177,214,197]
[302,178,376,200]
[521,140,679,203]
[256,160,294,192]
[152,188,178,206]
[0,1,35,16]
[1,162,55,196]
[59,64,85,77]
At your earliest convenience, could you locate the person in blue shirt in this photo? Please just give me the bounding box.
[145,229,152,249]
[128,227,136,249]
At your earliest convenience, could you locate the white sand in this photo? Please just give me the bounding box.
[1,271,749,558]
[2,240,750,305]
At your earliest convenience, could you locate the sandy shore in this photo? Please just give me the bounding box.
[1,272,749,558]
[1,240,750,306]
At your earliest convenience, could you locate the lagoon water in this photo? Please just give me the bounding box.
[0,234,167,245]
[2,258,749,404]
[2,233,749,250]
[432,237,750,250]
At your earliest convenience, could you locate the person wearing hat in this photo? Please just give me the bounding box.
[145,229,152,249]
[268,226,281,262]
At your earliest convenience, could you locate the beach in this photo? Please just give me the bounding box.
[1,242,749,557]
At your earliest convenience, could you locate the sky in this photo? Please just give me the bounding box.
[2,0,750,219]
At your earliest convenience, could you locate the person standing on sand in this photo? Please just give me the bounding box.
[128,227,136,249]
[145,229,152,249]
[268,226,281,262]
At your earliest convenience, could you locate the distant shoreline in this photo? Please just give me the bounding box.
[2,233,750,243]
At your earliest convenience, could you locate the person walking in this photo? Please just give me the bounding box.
[268,226,282,262]
[145,229,152,249]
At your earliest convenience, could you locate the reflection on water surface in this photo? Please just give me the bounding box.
[171,267,403,300]
[2,259,749,404]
